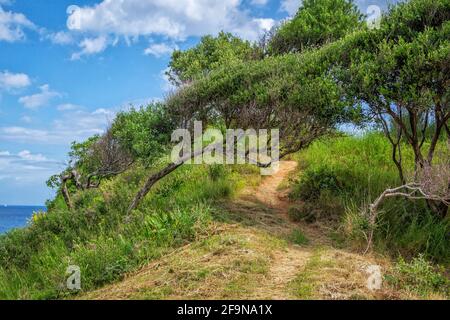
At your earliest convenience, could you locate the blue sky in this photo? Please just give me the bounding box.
[0,0,397,205]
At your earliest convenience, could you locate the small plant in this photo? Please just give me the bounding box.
[289,229,310,246]
[385,255,449,298]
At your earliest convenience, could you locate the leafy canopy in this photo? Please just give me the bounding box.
[269,0,364,55]
[167,31,256,86]
[112,102,176,166]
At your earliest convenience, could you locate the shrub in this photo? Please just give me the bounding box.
[288,203,319,223]
[291,166,343,201]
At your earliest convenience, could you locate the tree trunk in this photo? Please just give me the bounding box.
[61,180,73,210]
[127,162,183,214]
[127,132,246,214]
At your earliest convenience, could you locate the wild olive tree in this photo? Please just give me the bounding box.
[330,0,450,238]
[47,103,175,210]
[112,102,176,166]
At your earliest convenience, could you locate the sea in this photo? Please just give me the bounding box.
[0,205,46,234]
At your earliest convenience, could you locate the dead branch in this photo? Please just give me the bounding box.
[364,167,450,254]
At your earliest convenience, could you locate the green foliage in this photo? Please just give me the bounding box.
[0,159,254,299]
[291,167,343,201]
[112,102,176,166]
[208,164,228,182]
[292,133,450,262]
[167,31,256,85]
[269,0,363,55]
[386,255,449,297]
[67,135,101,172]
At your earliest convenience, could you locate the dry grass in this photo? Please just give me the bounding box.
[81,225,285,300]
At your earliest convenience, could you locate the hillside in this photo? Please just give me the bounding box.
[81,161,444,300]
[0,0,448,301]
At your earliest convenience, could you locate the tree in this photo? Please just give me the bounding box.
[342,0,449,219]
[124,41,360,213]
[167,46,356,154]
[269,0,363,55]
[166,31,257,86]
[55,129,134,209]
[112,102,176,167]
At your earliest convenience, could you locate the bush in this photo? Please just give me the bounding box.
[208,164,228,182]
[291,166,343,201]
[288,203,319,223]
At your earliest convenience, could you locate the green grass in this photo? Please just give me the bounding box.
[289,229,310,246]
[1,131,448,299]
[289,249,326,299]
[385,255,449,298]
[291,132,450,263]
[0,162,256,299]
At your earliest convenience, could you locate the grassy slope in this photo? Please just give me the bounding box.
[0,162,261,299]
[0,133,448,300]
[81,160,448,300]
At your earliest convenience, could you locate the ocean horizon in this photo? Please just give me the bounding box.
[0,205,46,234]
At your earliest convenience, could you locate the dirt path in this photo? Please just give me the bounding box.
[252,161,297,210]
[242,161,312,299]
[230,161,392,300]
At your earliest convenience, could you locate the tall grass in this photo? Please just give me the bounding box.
[0,162,254,299]
[291,132,449,263]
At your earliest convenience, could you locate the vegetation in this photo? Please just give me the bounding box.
[0,0,448,299]
[386,255,449,298]
[291,133,449,263]
[269,0,364,55]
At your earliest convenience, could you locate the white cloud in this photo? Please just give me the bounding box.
[57,103,81,111]
[0,107,115,145]
[0,126,57,143]
[0,5,35,42]
[71,35,108,60]
[18,84,61,109]
[144,42,178,57]
[1,95,161,146]
[160,67,176,93]
[0,71,31,91]
[20,115,32,123]
[18,150,47,161]
[253,18,275,32]
[65,0,274,56]
[46,30,74,45]
[251,0,269,5]
[0,149,63,185]
[280,0,302,16]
